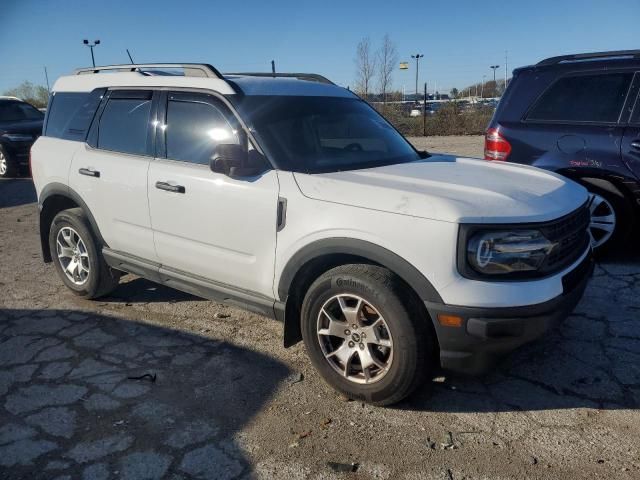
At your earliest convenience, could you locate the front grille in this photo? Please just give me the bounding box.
[539,203,591,274]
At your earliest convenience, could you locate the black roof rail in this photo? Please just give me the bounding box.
[536,50,640,66]
[73,63,224,79]
[224,72,335,85]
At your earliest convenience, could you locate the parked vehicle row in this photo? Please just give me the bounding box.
[30,62,593,405]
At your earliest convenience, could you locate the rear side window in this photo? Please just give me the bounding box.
[526,72,633,123]
[0,101,43,122]
[165,94,238,165]
[45,92,88,138]
[98,92,152,156]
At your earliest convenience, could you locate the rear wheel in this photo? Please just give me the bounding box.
[301,264,434,406]
[585,183,634,254]
[49,208,120,298]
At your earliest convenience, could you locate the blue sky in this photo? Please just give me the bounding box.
[1,0,638,95]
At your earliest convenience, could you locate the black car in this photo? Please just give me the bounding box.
[0,97,44,178]
[485,50,640,252]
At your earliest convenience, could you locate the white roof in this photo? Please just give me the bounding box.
[52,72,236,95]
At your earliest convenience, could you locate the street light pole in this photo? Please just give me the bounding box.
[411,54,424,102]
[490,65,500,95]
[481,75,486,98]
[83,39,101,67]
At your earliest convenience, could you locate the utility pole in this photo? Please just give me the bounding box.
[481,75,486,98]
[271,60,276,77]
[504,50,508,90]
[490,65,500,96]
[83,39,100,67]
[411,54,424,102]
[423,82,427,137]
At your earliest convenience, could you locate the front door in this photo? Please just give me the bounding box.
[147,91,279,298]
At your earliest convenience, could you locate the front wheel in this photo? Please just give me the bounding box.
[301,264,434,406]
[0,146,17,178]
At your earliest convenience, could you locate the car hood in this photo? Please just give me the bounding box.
[0,119,44,136]
[293,155,589,223]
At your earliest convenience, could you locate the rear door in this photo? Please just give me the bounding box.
[147,91,279,298]
[517,71,634,172]
[69,89,159,261]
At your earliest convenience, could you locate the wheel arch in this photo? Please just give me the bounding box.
[558,167,640,210]
[277,238,443,347]
[39,183,107,262]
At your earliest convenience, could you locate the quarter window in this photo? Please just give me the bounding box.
[165,95,238,165]
[98,94,152,155]
[526,73,633,123]
[44,92,87,138]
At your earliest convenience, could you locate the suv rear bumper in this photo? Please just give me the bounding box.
[426,253,594,375]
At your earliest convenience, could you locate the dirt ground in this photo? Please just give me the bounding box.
[1,136,639,479]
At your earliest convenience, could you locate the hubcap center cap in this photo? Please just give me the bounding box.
[351,333,361,343]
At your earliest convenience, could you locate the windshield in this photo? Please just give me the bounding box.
[0,101,44,123]
[236,96,420,173]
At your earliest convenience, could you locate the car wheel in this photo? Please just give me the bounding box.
[585,184,634,254]
[49,208,120,299]
[0,146,17,178]
[301,264,434,406]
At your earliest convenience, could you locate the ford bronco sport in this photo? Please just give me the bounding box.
[31,63,593,405]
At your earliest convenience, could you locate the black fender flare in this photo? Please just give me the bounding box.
[38,183,107,261]
[277,238,443,347]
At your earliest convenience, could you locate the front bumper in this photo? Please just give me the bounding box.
[426,252,594,375]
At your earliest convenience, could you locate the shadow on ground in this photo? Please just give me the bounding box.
[0,178,36,208]
[0,309,290,479]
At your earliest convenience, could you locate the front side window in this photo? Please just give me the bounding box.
[98,93,152,155]
[0,101,44,123]
[236,96,420,173]
[526,72,633,123]
[165,94,238,165]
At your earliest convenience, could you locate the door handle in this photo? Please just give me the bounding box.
[155,181,185,194]
[630,140,640,150]
[79,168,100,178]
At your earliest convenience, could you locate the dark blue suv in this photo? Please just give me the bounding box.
[486,50,640,253]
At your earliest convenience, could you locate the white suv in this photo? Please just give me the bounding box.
[31,63,593,405]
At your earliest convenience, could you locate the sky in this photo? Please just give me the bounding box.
[1,0,638,96]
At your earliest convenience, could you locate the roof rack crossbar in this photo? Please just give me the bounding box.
[537,50,640,66]
[224,72,335,85]
[73,63,224,79]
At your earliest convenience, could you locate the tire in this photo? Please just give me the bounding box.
[301,264,434,406]
[0,146,18,178]
[584,182,634,255]
[48,208,120,299]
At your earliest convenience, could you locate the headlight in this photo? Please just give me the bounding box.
[2,133,33,142]
[467,229,555,275]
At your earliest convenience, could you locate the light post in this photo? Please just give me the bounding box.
[481,75,486,98]
[83,39,101,67]
[411,54,424,102]
[490,65,500,91]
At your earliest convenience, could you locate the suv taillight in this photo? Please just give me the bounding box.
[484,128,512,161]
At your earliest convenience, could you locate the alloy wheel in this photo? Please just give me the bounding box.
[588,193,616,249]
[56,227,90,285]
[0,152,7,176]
[317,294,393,384]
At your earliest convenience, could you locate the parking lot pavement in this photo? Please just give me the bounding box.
[1,141,640,479]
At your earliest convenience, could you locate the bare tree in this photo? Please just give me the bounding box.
[354,37,377,100]
[376,34,398,105]
[3,81,49,108]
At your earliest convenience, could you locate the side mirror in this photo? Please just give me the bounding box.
[210,144,246,175]
[210,144,266,177]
